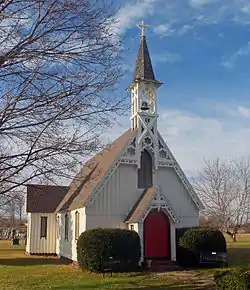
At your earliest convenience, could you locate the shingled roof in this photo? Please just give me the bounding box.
[26,184,69,213]
[56,129,136,212]
[125,186,155,223]
[133,35,155,82]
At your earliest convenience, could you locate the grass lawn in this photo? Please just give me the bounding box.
[226,234,250,267]
[0,234,249,290]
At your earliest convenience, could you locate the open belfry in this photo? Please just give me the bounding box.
[26,21,203,262]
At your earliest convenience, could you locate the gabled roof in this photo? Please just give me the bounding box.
[56,129,136,212]
[125,186,179,223]
[125,187,155,223]
[26,184,69,213]
[133,35,156,82]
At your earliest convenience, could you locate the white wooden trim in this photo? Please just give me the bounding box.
[157,133,204,210]
[138,186,179,223]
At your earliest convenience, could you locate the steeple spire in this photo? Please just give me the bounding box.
[128,21,162,170]
[133,21,155,82]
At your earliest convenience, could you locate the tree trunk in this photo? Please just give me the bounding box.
[226,230,237,242]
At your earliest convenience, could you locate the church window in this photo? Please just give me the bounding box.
[65,213,69,241]
[144,137,151,144]
[40,216,47,238]
[138,150,153,189]
[75,211,80,240]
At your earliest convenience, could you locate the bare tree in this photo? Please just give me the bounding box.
[13,192,25,225]
[194,158,250,241]
[0,1,126,204]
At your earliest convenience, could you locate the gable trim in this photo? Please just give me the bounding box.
[139,186,179,223]
[85,131,137,207]
[157,133,204,210]
[125,186,179,224]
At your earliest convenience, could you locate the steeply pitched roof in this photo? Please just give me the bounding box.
[133,35,155,82]
[125,187,155,223]
[56,129,136,212]
[26,184,69,213]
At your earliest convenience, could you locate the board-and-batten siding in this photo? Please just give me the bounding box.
[57,207,86,262]
[155,167,199,228]
[86,163,140,229]
[26,213,31,253]
[26,213,56,254]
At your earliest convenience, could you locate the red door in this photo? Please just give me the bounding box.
[144,210,170,259]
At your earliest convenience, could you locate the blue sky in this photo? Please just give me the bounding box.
[104,0,250,176]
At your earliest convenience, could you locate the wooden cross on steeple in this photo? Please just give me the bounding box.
[137,20,149,37]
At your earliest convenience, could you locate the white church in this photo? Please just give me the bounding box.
[26,22,203,263]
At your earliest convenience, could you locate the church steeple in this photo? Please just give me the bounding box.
[133,35,155,82]
[128,21,162,170]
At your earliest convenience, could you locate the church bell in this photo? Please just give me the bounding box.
[141,101,149,111]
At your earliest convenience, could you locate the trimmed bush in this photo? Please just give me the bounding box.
[176,227,198,267]
[77,228,141,272]
[175,227,196,251]
[176,227,227,267]
[214,268,250,290]
[179,228,226,253]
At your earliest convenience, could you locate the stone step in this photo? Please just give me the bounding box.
[145,260,182,272]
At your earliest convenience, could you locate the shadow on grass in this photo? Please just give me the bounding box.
[0,257,71,266]
[228,248,250,266]
[54,281,215,290]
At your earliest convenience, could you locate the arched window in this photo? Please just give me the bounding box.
[75,211,80,240]
[64,213,69,241]
[138,150,153,188]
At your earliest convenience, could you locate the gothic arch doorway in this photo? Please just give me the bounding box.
[144,209,170,259]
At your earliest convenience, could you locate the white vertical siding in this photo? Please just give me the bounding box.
[170,221,176,261]
[86,163,198,262]
[26,213,31,253]
[156,167,199,226]
[86,163,140,228]
[26,213,56,254]
[57,207,86,262]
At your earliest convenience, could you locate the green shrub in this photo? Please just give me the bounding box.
[176,227,226,267]
[176,227,198,267]
[76,228,141,272]
[214,268,250,289]
[179,228,226,252]
[175,227,195,249]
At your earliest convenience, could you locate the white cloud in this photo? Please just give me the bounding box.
[103,105,250,176]
[110,0,157,36]
[154,24,172,36]
[108,0,250,41]
[153,51,182,63]
[237,106,250,118]
[222,42,250,68]
[189,0,217,8]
